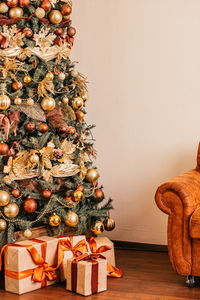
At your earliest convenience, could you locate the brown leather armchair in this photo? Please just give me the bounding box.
[155,144,200,287]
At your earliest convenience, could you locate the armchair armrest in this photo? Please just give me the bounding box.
[155,169,200,275]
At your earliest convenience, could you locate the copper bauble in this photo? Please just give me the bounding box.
[7,0,18,7]
[27,98,34,106]
[41,97,56,111]
[73,190,83,202]
[23,27,33,38]
[39,123,48,133]
[86,168,100,183]
[35,7,45,18]
[71,97,83,110]
[59,125,68,134]
[49,10,62,24]
[103,217,115,231]
[14,97,22,105]
[4,203,19,218]
[19,0,30,7]
[91,221,104,235]
[49,213,61,227]
[58,72,65,81]
[25,122,35,132]
[62,96,69,105]
[42,189,52,199]
[67,27,76,37]
[55,27,63,35]
[29,153,39,164]
[41,0,51,11]
[0,3,9,13]
[0,191,10,206]
[23,196,37,213]
[24,228,32,238]
[45,71,54,81]
[95,189,104,199]
[0,143,9,155]
[77,185,84,192]
[11,189,21,198]
[0,219,7,231]
[61,4,72,16]
[9,7,23,18]
[0,95,11,110]
[76,110,84,122]
[64,211,79,227]
[67,126,76,136]
[24,74,32,84]
[82,91,88,103]
[12,81,23,90]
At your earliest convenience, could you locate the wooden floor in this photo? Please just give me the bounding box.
[1,249,200,299]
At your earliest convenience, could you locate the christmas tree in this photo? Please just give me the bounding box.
[0,0,114,245]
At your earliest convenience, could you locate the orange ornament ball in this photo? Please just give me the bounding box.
[67,126,76,136]
[7,0,18,8]
[11,189,21,198]
[39,123,48,133]
[23,27,33,38]
[26,122,35,132]
[19,0,30,7]
[55,27,63,35]
[77,185,84,192]
[42,189,52,199]
[12,81,23,91]
[95,189,104,199]
[41,0,51,11]
[23,196,37,214]
[61,4,72,16]
[67,27,76,37]
[76,110,84,122]
[0,142,9,155]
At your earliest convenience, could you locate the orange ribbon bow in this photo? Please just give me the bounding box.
[87,237,123,278]
[0,238,60,287]
[58,236,88,258]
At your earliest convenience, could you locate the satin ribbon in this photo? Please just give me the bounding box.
[58,236,88,257]
[0,238,61,287]
[71,253,105,294]
[46,107,67,130]
[87,237,123,278]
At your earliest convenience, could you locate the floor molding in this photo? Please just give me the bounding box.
[112,240,168,252]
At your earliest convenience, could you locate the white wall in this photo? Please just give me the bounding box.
[71,0,200,245]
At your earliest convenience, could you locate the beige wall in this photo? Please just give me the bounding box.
[71,0,200,244]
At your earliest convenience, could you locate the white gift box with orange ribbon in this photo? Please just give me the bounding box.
[2,236,59,295]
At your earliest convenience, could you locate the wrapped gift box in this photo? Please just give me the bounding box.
[58,235,88,282]
[3,236,59,294]
[87,236,116,267]
[66,254,107,296]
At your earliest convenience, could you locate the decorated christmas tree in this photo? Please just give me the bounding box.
[0,0,115,245]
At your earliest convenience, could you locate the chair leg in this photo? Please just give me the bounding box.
[186,275,195,288]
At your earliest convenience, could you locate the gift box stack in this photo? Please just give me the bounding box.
[0,234,123,296]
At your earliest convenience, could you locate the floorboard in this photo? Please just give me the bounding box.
[0,249,200,299]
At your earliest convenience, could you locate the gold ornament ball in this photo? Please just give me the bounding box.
[14,97,22,105]
[0,3,9,13]
[24,228,32,238]
[12,81,23,90]
[62,96,69,105]
[41,97,56,111]
[27,98,34,106]
[73,190,83,202]
[86,168,100,183]
[82,92,88,103]
[58,72,65,80]
[91,221,104,235]
[103,217,115,231]
[71,97,83,110]
[41,0,52,11]
[49,213,61,227]
[9,6,23,18]
[29,153,39,164]
[24,74,32,84]
[0,191,10,206]
[4,203,19,218]
[35,7,45,19]
[64,211,79,227]
[0,219,7,231]
[45,71,54,81]
[0,95,11,110]
[71,70,78,77]
[7,0,18,8]
[49,9,62,24]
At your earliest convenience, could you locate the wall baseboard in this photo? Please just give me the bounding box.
[112,240,168,253]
